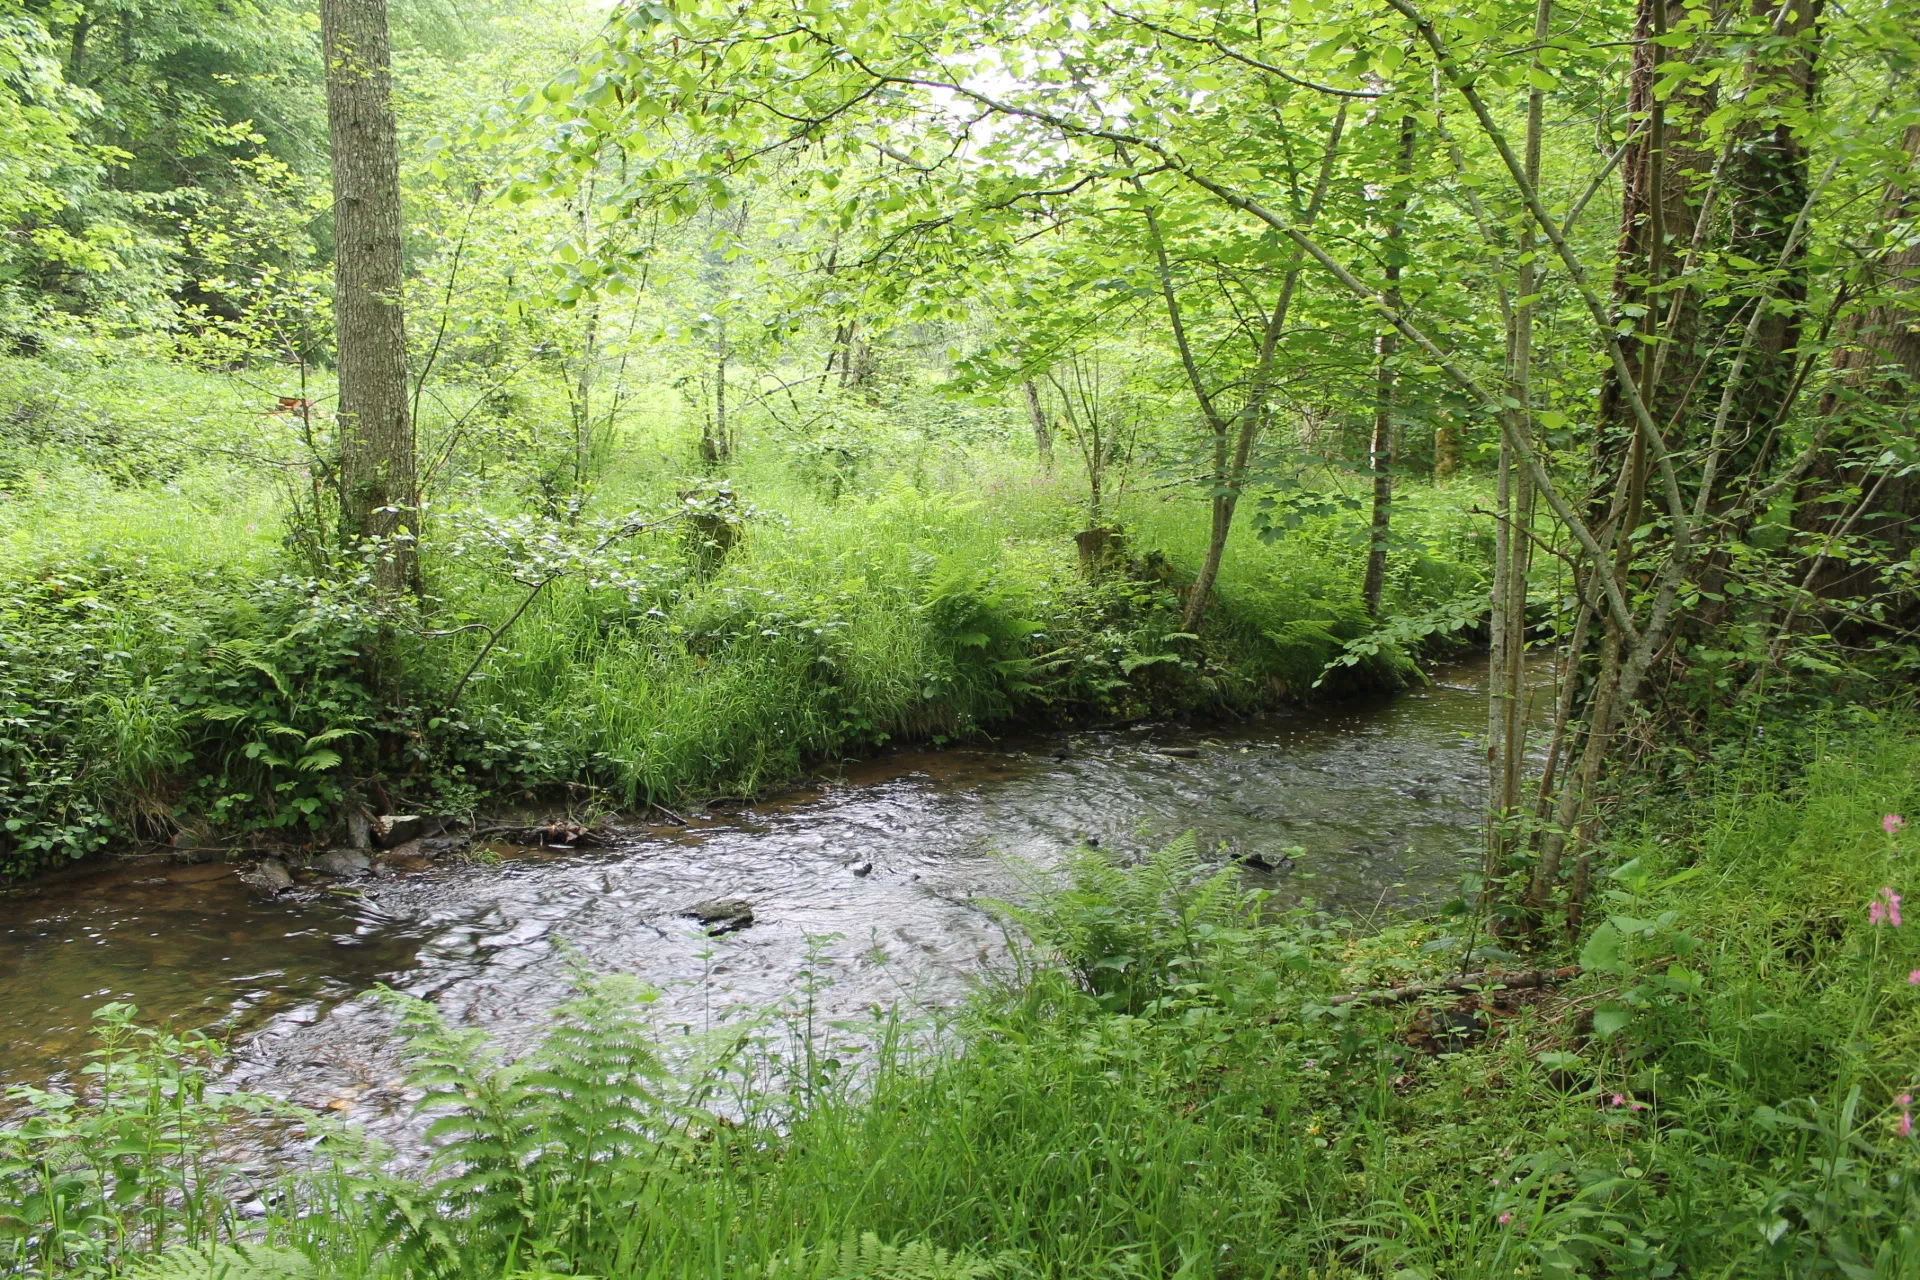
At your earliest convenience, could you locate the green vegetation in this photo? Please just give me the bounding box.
[0,343,1484,875]
[3,0,1914,888]
[6,718,1917,1278]
[3,0,1919,1270]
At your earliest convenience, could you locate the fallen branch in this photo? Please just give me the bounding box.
[1332,966,1581,1007]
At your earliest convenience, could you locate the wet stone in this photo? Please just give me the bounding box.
[680,898,755,935]
[240,858,294,895]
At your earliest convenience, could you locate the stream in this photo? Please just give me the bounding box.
[1,660,1495,1137]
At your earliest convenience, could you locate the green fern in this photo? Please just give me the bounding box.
[1005,831,1252,1013]
[120,1242,317,1280]
[370,970,683,1276]
[759,1231,999,1280]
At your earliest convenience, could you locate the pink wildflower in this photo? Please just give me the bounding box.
[1887,814,1907,836]
[1870,887,1904,928]
[1899,1093,1913,1139]
[1910,970,1920,986]
[1612,1093,1627,1107]
[1499,1212,1513,1226]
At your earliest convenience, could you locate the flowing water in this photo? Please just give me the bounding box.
[0,660,1496,1135]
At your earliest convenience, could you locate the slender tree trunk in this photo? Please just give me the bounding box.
[699,205,743,468]
[711,325,728,464]
[1486,0,1550,885]
[575,308,598,489]
[1360,343,1398,619]
[572,171,600,493]
[323,0,415,595]
[67,12,92,84]
[1177,106,1348,633]
[1362,115,1415,620]
[1022,379,1054,472]
[840,321,874,390]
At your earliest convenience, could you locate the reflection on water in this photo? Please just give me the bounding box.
[1,660,1494,1133]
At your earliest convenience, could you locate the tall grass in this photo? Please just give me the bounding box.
[0,349,1493,872]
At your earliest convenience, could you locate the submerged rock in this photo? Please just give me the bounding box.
[1155,746,1201,759]
[680,898,754,935]
[239,857,294,895]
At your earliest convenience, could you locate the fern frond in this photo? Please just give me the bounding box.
[120,1242,317,1280]
[760,1231,1000,1280]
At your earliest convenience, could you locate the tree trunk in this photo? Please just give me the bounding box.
[67,11,92,84]
[1679,0,1823,636]
[1791,123,1920,616]
[1174,106,1348,634]
[715,322,727,460]
[323,0,415,595]
[839,321,874,390]
[575,307,598,490]
[1592,0,1713,524]
[1362,115,1415,621]
[1022,379,1055,473]
[1697,0,1821,496]
[1485,0,1549,893]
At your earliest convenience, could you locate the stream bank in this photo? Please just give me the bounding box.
[0,659,1495,1144]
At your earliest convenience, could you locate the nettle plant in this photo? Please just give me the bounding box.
[0,1003,281,1278]
[1574,858,1709,1047]
[171,575,397,835]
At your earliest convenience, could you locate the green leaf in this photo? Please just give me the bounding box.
[1655,865,1706,891]
[1579,922,1625,975]
[1591,1004,1632,1038]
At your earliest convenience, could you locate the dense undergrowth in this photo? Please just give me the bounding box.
[3,715,1916,1279]
[0,352,1489,878]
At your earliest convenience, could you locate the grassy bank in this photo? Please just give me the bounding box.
[0,353,1489,879]
[4,714,1916,1278]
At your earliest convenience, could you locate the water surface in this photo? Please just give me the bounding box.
[1,661,1494,1129]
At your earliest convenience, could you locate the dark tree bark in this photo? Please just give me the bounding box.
[1792,124,1920,608]
[323,0,416,594]
[1695,0,1823,517]
[1022,379,1054,472]
[1591,0,1721,543]
[1362,115,1416,620]
[66,10,92,84]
